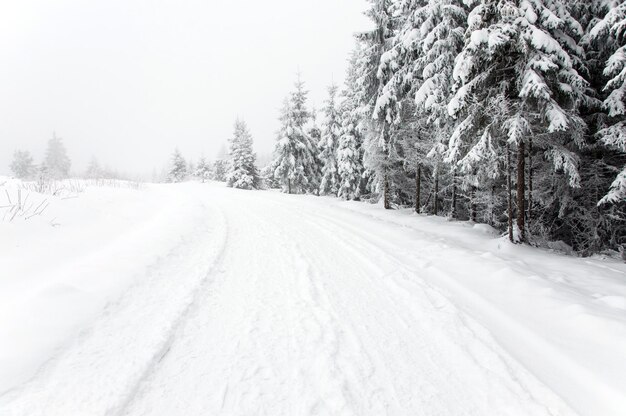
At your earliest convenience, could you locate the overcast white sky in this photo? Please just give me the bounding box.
[0,0,371,177]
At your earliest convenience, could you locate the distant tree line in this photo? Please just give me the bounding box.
[262,0,626,256]
[166,119,261,190]
[10,133,133,181]
[11,133,71,180]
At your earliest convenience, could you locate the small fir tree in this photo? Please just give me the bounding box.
[319,84,343,195]
[85,156,102,179]
[271,75,320,194]
[226,119,261,190]
[213,159,227,182]
[44,133,71,179]
[167,148,187,183]
[195,157,212,183]
[10,150,35,179]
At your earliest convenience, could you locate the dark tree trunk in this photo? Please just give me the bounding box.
[423,189,432,213]
[490,184,496,226]
[451,167,457,219]
[415,164,421,213]
[434,165,439,216]
[381,121,392,210]
[288,179,291,195]
[527,137,533,230]
[517,141,526,243]
[383,171,391,209]
[470,186,477,222]
[507,144,513,242]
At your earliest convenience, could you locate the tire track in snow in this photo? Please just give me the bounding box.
[287,242,373,415]
[238,192,402,415]
[0,196,229,416]
[303,206,566,410]
[6,186,580,416]
[216,197,368,415]
[110,205,231,416]
[284,200,614,415]
[280,231,403,415]
[118,193,299,415]
[119,190,397,416]
[249,194,577,416]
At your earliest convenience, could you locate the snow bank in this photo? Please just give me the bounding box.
[0,179,224,394]
[318,197,626,416]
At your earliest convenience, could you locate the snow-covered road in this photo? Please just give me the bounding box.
[1,183,625,416]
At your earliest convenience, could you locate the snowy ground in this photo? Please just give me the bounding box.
[0,180,625,416]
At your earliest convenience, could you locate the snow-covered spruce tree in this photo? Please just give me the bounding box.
[187,160,195,179]
[319,84,342,195]
[226,119,261,190]
[379,0,471,215]
[272,75,320,194]
[337,47,368,200]
[261,161,279,189]
[167,148,187,183]
[419,0,469,217]
[85,156,102,179]
[43,133,71,179]
[195,157,212,183]
[545,1,626,254]
[589,2,626,205]
[213,159,227,182]
[448,0,587,243]
[385,101,432,210]
[308,108,323,194]
[10,150,35,179]
[552,1,606,252]
[574,1,626,254]
[359,0,397,208]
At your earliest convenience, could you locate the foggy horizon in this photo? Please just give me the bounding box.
[0,0,371,178]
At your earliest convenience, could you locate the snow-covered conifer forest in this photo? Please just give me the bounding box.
[261,0,626,255]
[1,1,626,416]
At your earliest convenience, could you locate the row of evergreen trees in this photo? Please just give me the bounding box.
[166,149,223,183]
[167,119,261,190]
[10,133,72,180]
[266,0,626,255]
[11,134,134,181]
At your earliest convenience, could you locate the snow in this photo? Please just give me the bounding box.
[1,181,626,416]
[0,179,224,395]
[528,26,571,67]
[521,1,538,24]
[470,28,489,46]
[600,166,626,204]
[546,101,569,132]
[521,69,552,101]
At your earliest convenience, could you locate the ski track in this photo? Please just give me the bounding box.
[0,196,229,416]
[0,186,593,415]
[291,198,626,415]
[120,188,575,416]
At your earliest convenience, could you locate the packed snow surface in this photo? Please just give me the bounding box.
[1,181,625,416]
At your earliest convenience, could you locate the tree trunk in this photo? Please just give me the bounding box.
[507,144,513,242]
[415,164,421,214]
[490,184,495,226]
[451,167,457,219]
[527,137,533,230]
[434,164,439,216]
[517,140,526,243]
[288,179,291,195]
[423,188,432,212]
[383,171,391,209]
[470,186,477,222]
